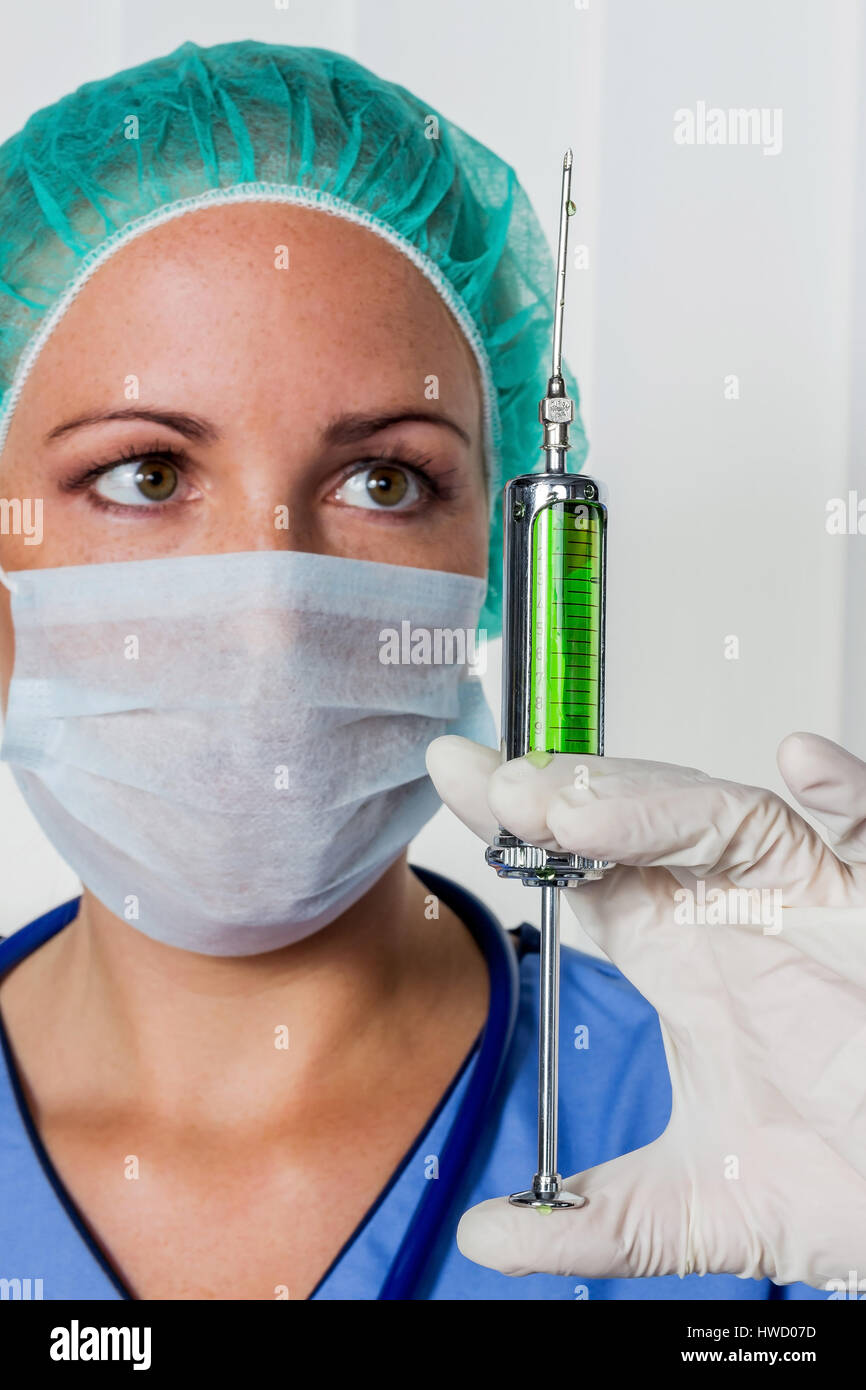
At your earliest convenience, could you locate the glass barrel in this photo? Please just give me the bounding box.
[529,497,604,755]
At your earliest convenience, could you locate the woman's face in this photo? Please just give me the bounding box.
[0,202,489,708]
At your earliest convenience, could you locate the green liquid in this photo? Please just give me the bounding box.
[529,498,603,755]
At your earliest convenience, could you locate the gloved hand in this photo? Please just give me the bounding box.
[426,731,866,1290]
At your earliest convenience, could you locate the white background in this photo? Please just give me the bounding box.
[0,0,863,942]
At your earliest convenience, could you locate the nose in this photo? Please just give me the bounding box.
[188,452,326,558]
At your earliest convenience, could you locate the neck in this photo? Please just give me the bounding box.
[9,856,488,1131]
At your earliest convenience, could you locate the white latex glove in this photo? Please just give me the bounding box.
[426,732,866,1289]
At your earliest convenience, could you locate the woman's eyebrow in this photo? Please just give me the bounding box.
[44,407,220,444]
[322,409,472,448]
[42,406,472,448]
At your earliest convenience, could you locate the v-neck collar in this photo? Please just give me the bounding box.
[0,870,522,1301]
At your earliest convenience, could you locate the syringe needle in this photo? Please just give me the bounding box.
[551,149,574,383]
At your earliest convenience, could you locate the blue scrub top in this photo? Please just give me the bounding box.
[0,871,828,1302]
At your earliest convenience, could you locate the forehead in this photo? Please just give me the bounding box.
[12,202,481,429]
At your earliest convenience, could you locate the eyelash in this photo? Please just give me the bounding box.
[59,441,459,515]
[332,445,459,506]
[60,441,188,515]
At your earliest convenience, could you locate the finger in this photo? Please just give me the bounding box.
[426,741,711,856]
[425,734,501,842]
[457,1145,696,1281]
[778,731,866,864]
[486,752,711,849]
[545,779,837,890]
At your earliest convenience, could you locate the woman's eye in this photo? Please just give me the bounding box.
[92,458,180,506]
[333,464,421,511]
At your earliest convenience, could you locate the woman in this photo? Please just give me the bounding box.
[0,40,860,1301]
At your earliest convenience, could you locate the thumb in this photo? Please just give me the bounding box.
[425,734,501,843]
[457,1144,691,1280]
[777,731,866,863]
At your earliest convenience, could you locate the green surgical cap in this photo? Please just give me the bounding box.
[0,39,587,632]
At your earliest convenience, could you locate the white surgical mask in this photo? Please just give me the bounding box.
[0,549,494,956]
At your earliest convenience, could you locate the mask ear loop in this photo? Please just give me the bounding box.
[0,408,25,595]
[0,561,17,741]
[0,562,19,595]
